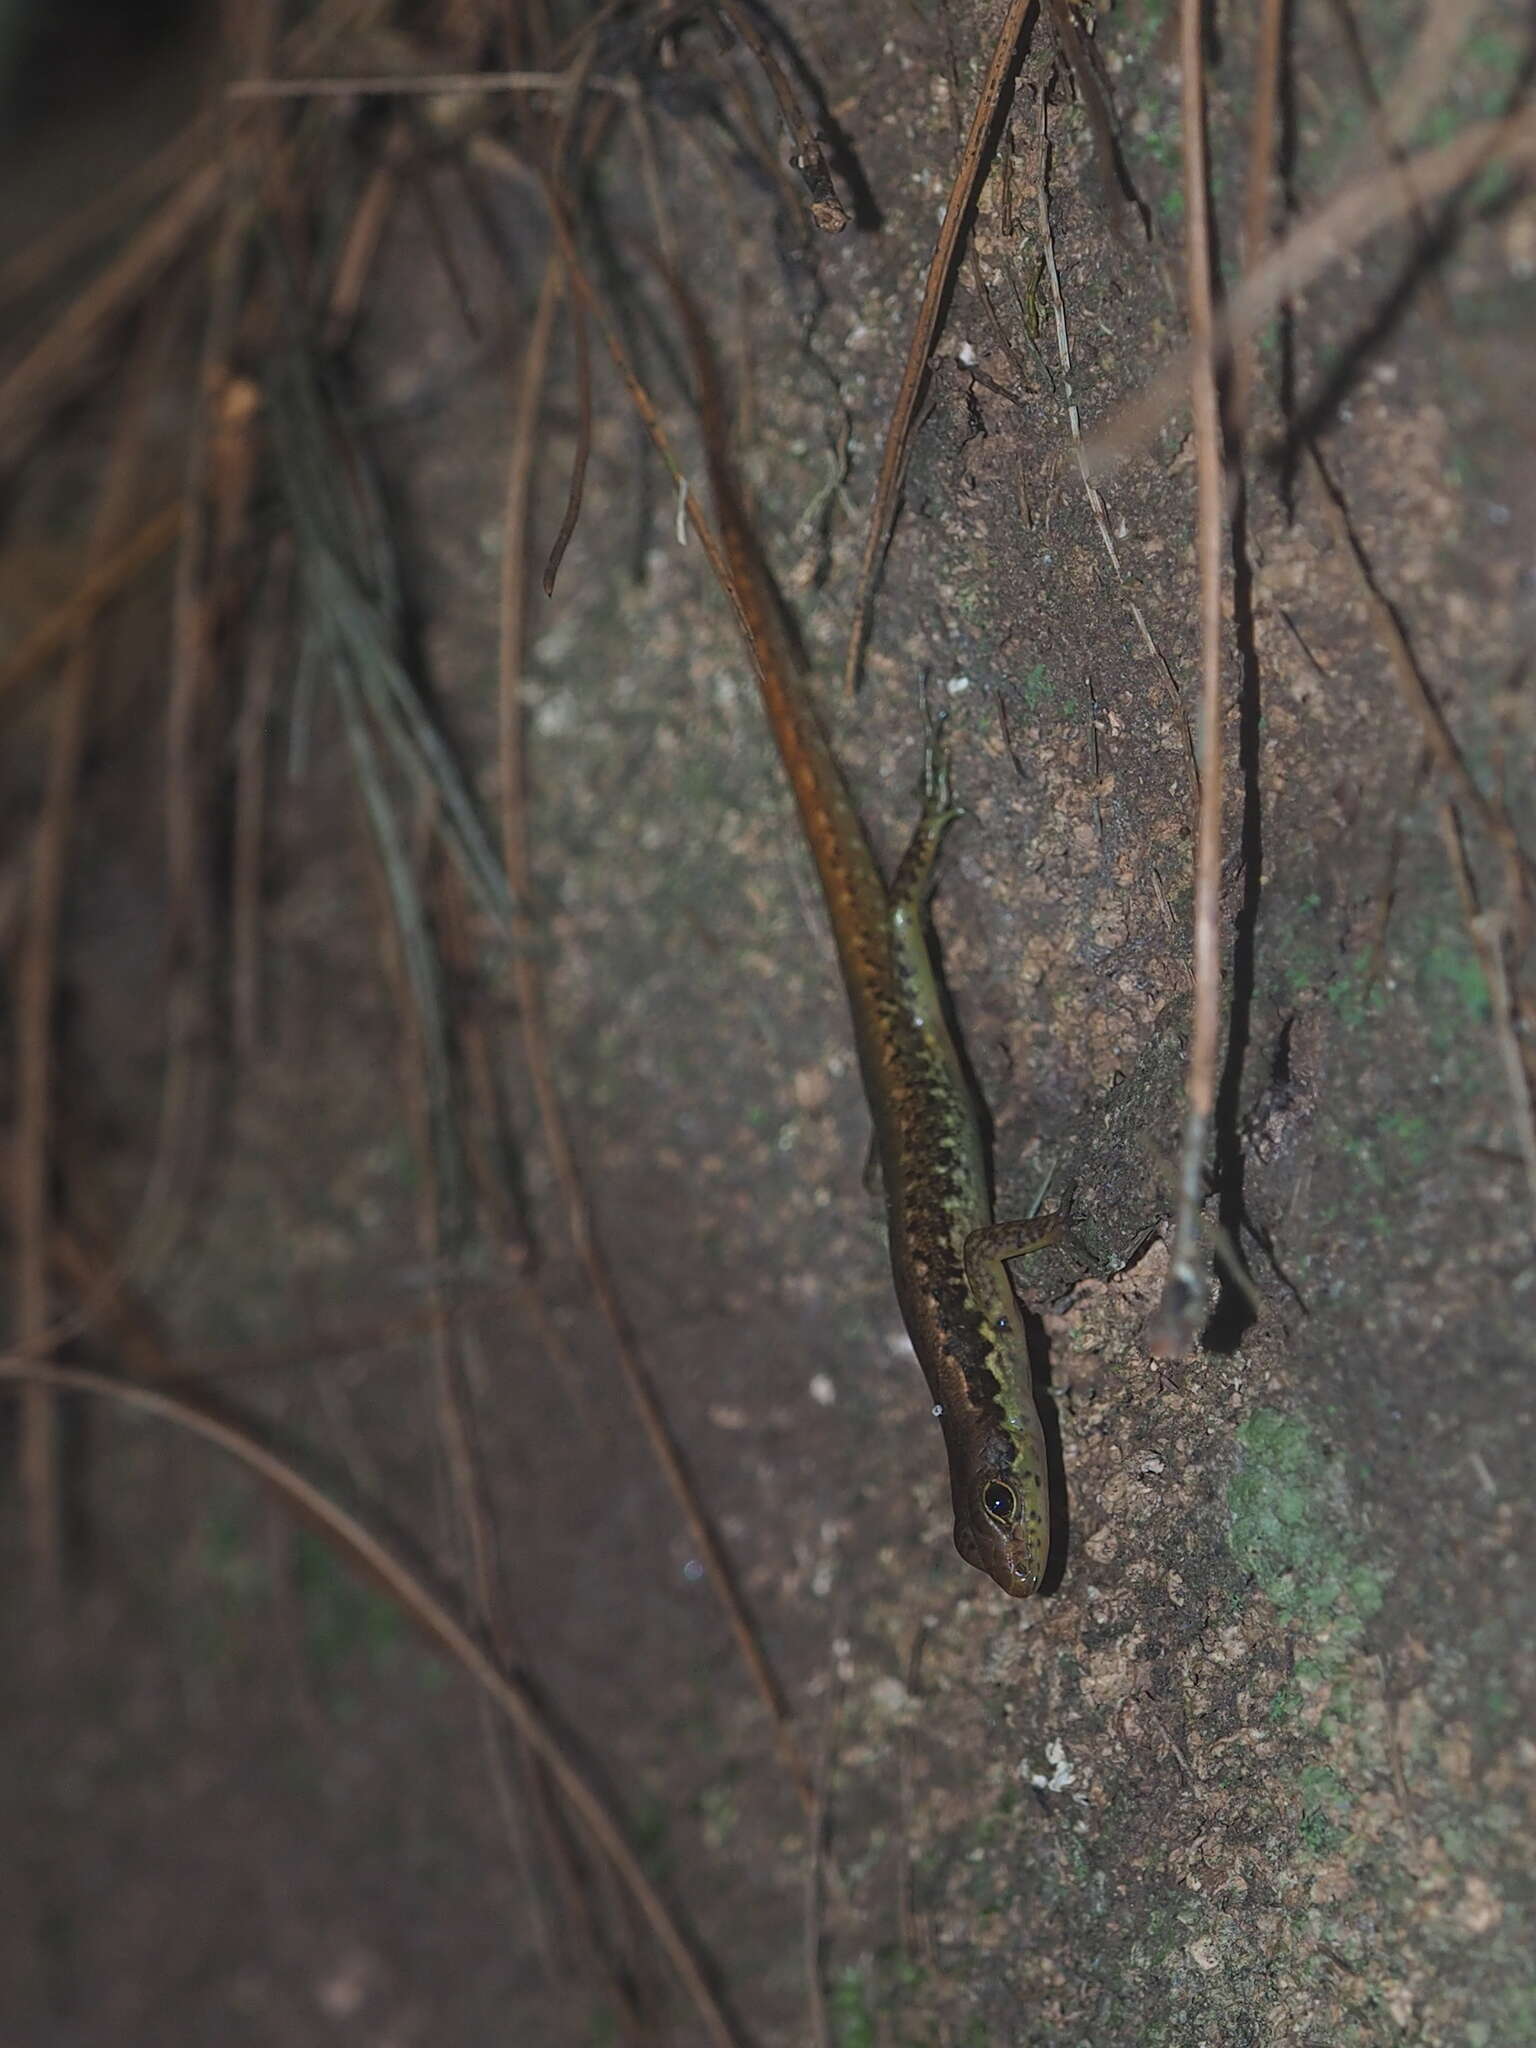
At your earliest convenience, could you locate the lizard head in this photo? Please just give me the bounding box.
[950,1426,1050,1597]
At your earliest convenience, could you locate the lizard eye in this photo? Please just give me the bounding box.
[982,1480,1017,1525]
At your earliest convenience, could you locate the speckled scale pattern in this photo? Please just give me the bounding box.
[709,471,1052,1594]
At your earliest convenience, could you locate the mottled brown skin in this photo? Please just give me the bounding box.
[688,312,1060,1596]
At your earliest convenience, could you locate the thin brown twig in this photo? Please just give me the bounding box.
[1147,0,1227,1362]
[1034,99,1196,791]
[498,237,814,1817]
[141,154,250,1311]
[0,4,440,450]
[11,315,166,1584]
[802,1659,840,2048]
[895,1618,934,1970]
[434,859,533,1262]
[1373,1650,1420,1847]
[632,74,685,265]
[324,130,407,349]
[404,138,486,345]
[1229,0,1287,443]
[0,503,183,706]
[1323,0,1475,354]
[696,28,813,238]
[0,1127,177,1388]
[0,116,212,315]
[1365,0,1491,167]
[1084,103,1536,478]
[0,1353,742,2048]
[541,283,590,596]
[227,67,629,100]
[1435,808,1536,1233]
[0,161,224,471]
[840,0,1036,697]
[0,0,509,384]
[669,117,762,450]
[498,248,565,896]
[711,0,848,232]
[233,542,290,1057]
[503,157,764,693]
[1305,444,1527,876]
[1041,0,1132,236]
[66,5,277,1367]
[364,790,562,1979]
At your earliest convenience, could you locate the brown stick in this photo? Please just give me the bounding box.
[324,137,406,350]
[0,117,212,316]
[0,504,183,706]
[1228,0,1287,442]
[1305,444,1526,875]
[232,544,289,1057]
[361,781,567,1978]
[0,1353,743,2048]
[1146,0,1227,1361]
[11,321,164,1583]
[1085,104,1536,477]
[226,67,627,100]
[497,239,814,1817]
[0,163,224,471]
[711,0,848,232]
[1435,810,1536,1235]
[840,0,1036,697]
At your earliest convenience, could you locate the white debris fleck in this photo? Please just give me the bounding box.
[809,1373,837,1407]
[1025,1738,1076,1793]
[944,673,973,696]
[533,689,578,736]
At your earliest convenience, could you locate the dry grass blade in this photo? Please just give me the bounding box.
[498,235,814,1818]
[840,0,1035,697]
[1146,0,1227,1362]
[0,1354,742,2048]
[1084,103,1536,477]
